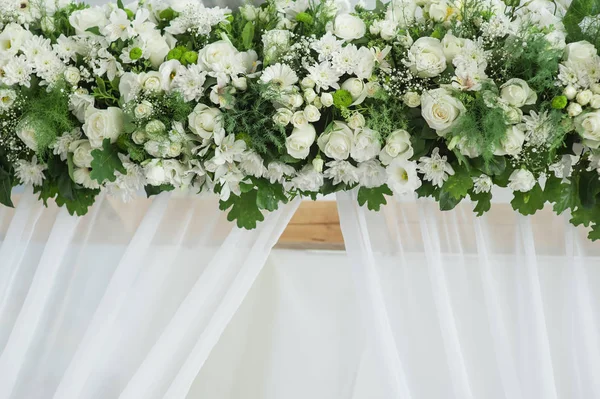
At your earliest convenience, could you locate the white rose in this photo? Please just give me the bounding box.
[508,169,536,192]
[167,141,182,158]
[403,91,421,108]
[141,71,164,93]
[16,123,38,151]
[317,121,353,160]
[304,88,317,103]
[292,111,308,127]
[143,30,171,69]
[428,0,451,22]
[188,104,223,141]
[341,78,367,105]
[301,77,315,89]
[351,128,381,162]
[69,89,95,123]
[70,140,94,168]
[568,102,583,117]
[500,78,537,107]
[286,123,317,159]
[240,4,257,20]
[379,129,413,165]
[144,159,166,186]
[420,88,465,135]
[64,67,80,86]
[347,113,366,130]
[303,105,321,122]
[379,20,398,40]
[575,111,600,146]
[68,7,108,35]
[407,37,447,78]
[134,100,153,119]
[545,30,566,50]
[132,130,146,145]
[590,94,600,109]
[441,33,465,62]
[273,108,293,126]
[198,40,238,69]
[577,90,593,106]
[504,106,523,124]
[333,14,366,41]
[564,41,597,65]
[564,85,577,100]
[321,92,334,107]
[456,137,481,158]
[82,107,124,148]
[493,125,525,156]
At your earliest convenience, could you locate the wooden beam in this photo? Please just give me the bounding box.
[276,201,344,250]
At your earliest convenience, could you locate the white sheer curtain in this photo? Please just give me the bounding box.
[336,189,600,399]
[0,187,299,399]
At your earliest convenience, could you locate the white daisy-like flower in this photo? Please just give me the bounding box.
[307,61,342,92]
[260,63,298,89]
[472,174,492,194]
[15,156,46,186]
[120,42,150,64]
[522,110,552,147]
[265,161,296,184]
[21,35,52,61]
[53,35,80,61]
[386,158,421,195]
[2,56,32,87]
[324,160,359,185]
[51,128,82,161]
[172,64,207,102]
[310,31,343,62]
[239,151,266,178]
[330,44,359,75]
[417,148,455,187]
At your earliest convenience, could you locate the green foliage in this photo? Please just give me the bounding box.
[145,184,175,197]
[241,21,255,50]
[470,191,492,216]
[511,183,545,215]
[90,139,127,183]
[441,166,473,200]
[0,152,14,208]
[219,190,265,229]
[544,175,578,215]
[357,185,393,211]
[578,169,600,209]
[564,0,600,49]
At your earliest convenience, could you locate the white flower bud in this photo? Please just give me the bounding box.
[64,67,81,86]
[301,77,315,89]
[304,88,317,104]
[134,100,153,119]
[273,108,293,126]
[303,105,321,122]
[591,83,600,95]
[590,94,600,109]
[567,102,583,117]
[132,130,147,145]
[577,90,593,106]
[232,77,247,91]
[321,92,334,107]
[347,113,366,129]
[292,111,308,127]
[564,85,577,100]
[403,91,421,108]
[312,157,324,172]
[365,81,380,98]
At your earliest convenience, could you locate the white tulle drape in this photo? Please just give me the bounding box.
[336,189,600,399]
[0,188,299,399]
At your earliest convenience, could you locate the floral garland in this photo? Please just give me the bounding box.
[1,0,600,236]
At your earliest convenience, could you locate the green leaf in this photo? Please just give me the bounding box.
[144,184,175,197]
[439,190,462,211]
[219,191,265,229]
[441,167,473,200]
[416,181,440,200]
[67,152,76,182]
[357,185,393,211]
[578,169,600,209]
[0,166,14,208]
[544,175,578,215]
[90,138,126,183]
[470,191,492,216]
[241,21,255,50]
[255,178,288,212]
[55,187,100,216]
[117,0,124,9]
[85,26,102,35]
[473,156,506,176]
[511,183,545,216]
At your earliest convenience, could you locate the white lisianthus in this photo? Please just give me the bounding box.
[403,91,421,108]
[317,121,354,160]
[144,159,166,186]
[379,20,399,41]
[508,169,536,192]
[273,108,293,126]
[292,111,308,127]
[82,107,124,148]
[420,88,465,135]
[500,78,537,108]
[188,104,223,142]
[68,7,108,35]
[379,129,413,165]
[0,24,30,57]
[357,159,387,188]
[333,14,366,41]
[405,37,447,78]
[564,41,597,66]
[341,78,367,105]
[286,123,317,159]
[16,123,38,151]
[386,158,421,195]
[134,100,153,119]
[303,105,321,122]
[575,111,600,147]
[64,67,80,85]
[493,125,525,156]
[70,140,94,168]
[351,128,381,162]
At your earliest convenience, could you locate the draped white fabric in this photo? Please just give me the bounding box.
[0,188,299,399]
[336,190,600,399]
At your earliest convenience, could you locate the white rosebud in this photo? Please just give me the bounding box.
[397,33,413,48]
[321,92,334,107]
[493,125,525,156]
[292,111,308,127]
[304,105,321,122]
[70,140,93,168]
[286,123,317,159]
[508,169,536,192]
[132,130,146,145]
[574,110,600,147]
[134,100,153,119]
[403,91,421,108]
[568,102,583,117]
[500,78,537,108]
[577,90,593,106]
[379,129,413,165]
[232,77,248,91]
[301,77,315,89]
[347,113,366,130]
[188,104,223,141]
[406,37,447,78]
[141,72,163,93]
[592,83,600,95]
[317,121,353,160]
[273,108,293,126]
[64,67,81,86]
[564,85,578,100]
[504,106,523,124]
[167,141,182,158]
[313,97,323,108]
[82,107,124,148]
[341,78,367,105]
[420,88,465,136]
[240,4,257,20]
[304,88,317,104]
[590,94,600,109]
[365,82,381,98]
[312,157,324,172]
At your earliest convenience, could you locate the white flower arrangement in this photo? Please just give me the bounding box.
[1,0,600,237]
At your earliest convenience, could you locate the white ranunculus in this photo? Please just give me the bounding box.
[286,123,317,159]
[403,91,421,108]
[82,107,124,148]
[564,41,597,65]
[386,158,422,195]
[68,7,108,35]
[420,88,465,135]
[273,108,293,126]
[198,40,238,69]
[70,140,94,168]
[500,78,537,107]
[493,125,525,156]
[132,130,146,145]
[69,89,95,123]
[303,105,321,122]
[188,104,223,141]
[406,37,447,78]
[144,159,166,186]
[64,67,81,86]
[16,123,37,151]
[508,169,536,192]
[575,111,600,147]
[333,14,366,41]
[317,121,353,160]
[441,33,465,62]
[341,78,367,105]
[351,128,381,162]
[379,129,413,165]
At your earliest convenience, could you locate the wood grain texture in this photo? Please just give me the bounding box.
[276,201,344,250]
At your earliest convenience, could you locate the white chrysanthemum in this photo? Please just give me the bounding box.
[386,158,421,195]
[473,174,492,194]
[417,148,455,187]
[53,34,80,61]
[15,156,46,186]
[310,31,343,62]
[265,161,296,184]
[330,44,359,75]
[291,165,324,192]
[1,56,32,87]
[106,155,146,202]
[324,160,359,185]
[522,110,552,147]
[173,64,207,102]
[357,159,387,188]
[120,42,150,64]
[21,35,52,60]
[165,3,230,36]
[260,63,298,89]
[307,61,342,92]
[239,151,266,178]
[51,128,81,161]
